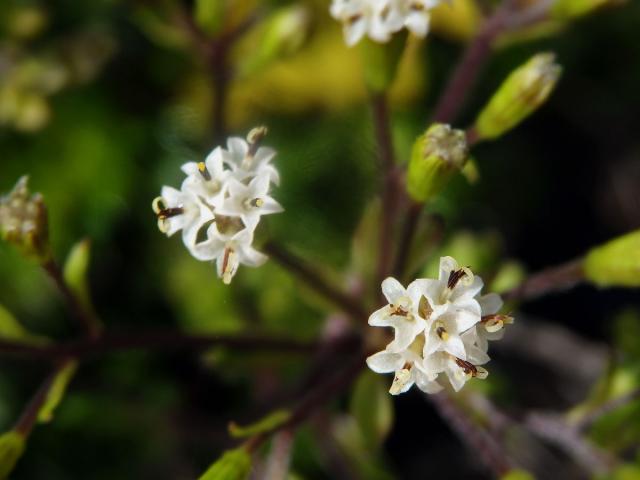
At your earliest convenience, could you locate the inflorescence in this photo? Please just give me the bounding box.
[367,256,513,394]
[330,0,442,46]
[152,127,283,284]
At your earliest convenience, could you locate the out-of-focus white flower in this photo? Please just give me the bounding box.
[152,127,282,284]
[329,0,441,47]
[366,256,512,395]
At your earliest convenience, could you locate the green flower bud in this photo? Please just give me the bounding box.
[406,124,469,203]
[199,448,252,480]
[0,431,26,479]
[360,32,407,93]
[0,176,50,262]
[239,6,310,76]
[551,0,623,20]
[474,53,561,141]
[583,230,640,287]
[194,0,226,36]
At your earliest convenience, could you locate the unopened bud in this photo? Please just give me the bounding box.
[0,431,26,479]
[239,6,311,76]
[198,448,252,480]
[0,176,50,262]
[551,0,624,20]
[360,32,407,93]
[583,230,640,287]
[407,123,469,202]
[474,53,561,141]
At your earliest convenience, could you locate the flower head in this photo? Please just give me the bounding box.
[366,256,513,395]
[330,0,442,47]
[152,127,283,284]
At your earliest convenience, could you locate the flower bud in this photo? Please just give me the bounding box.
[551,0,623,20]
[198,448,252,480]
[474,53,561,141]
[0,176,50,262]
[239,6,311,76]
[583,230,640,287]
[0,431,26,479]
[406,124,469,203]
[360,32,407,93]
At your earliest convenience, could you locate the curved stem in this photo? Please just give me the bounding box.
[504,259,584,302]
[264,242,368,321]
[42,259,101,339]
[0,331,316,359]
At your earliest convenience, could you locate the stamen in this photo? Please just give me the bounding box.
[245,126,268,165]
[454,358,487,379]
[389,304,409,317]
[447,268,468,289]
[152,197,184,220]
[435,321,450,341]
[418,295,433,320]
[222,247,237,285]
[249,198,264,208]
[410,2,425,11]
[152,197,166,214]
[481,314,514,333]
[389,367,411,395]
[198,162,211,181]
[347,13,362,24]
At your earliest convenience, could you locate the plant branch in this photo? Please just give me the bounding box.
[503,258,585,302]
[427,391,514,477]
[574,388,640,432]
[0,330,316,360]
[263,242,368,321]
[371,92,400,290]
[42,259,101,339]
[13,358,74,436]
[524,412,617,476]
[245,351,367,453]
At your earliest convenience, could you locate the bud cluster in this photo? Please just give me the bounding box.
[367,256,513,394]
[0,176,50,261]
[152,127,283,284]
[330,0,442,47]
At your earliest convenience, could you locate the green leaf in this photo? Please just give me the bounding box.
[37,360,78,423]
[194,0,225,36]
[0,303,47,345]
[198,448,252,480]
[228,409,290,439]
[501,469,535,480]
[350,370,394,449]
[63,239,92,310]
[0,431,26,479]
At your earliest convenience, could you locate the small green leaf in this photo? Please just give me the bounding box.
[350,370,394,449]
[501,469,535,480]
[0,431,26,479]
[63,239,92,310]
[198,448,252,480]
[0,304,48,345]
[194,0,225,36]
[584,230,640,287]
[37,360,78,423]
[228,409,290,439]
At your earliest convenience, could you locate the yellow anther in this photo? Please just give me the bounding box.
[152,197,165,214]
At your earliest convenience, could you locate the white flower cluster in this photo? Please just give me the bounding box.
[152,127,283,284]
[330,0,441,47]
[367,256,513,395]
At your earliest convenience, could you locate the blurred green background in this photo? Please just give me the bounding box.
[1,0,640,478]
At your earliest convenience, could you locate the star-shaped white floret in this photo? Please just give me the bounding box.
[224,137,280,186]
[180,147,230,210]
[191,226,267,284]
[215,174,284,231]
[151,186,213,247]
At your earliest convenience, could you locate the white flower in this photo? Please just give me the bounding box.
[180,147,230,210]
[152,127,283,284]
[151,186,213,247]
[223,127,280,186]
[329,0,441,47]
[216,174,284,231]
[192,227,267,285]
[366,256,512,395]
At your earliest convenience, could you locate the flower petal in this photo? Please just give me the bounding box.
[366,351,404,373]
[478,293,503,316]
[381,277,406,304]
